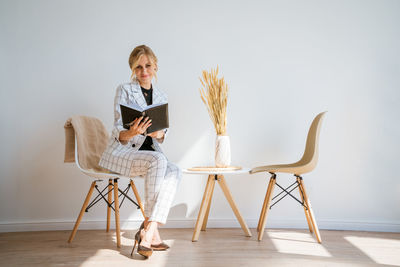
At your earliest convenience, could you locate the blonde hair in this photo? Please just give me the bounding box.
[128,45,158,82]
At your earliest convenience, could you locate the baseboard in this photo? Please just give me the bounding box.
[1,219,399,233]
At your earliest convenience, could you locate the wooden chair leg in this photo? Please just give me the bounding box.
[130,180,145,218]
[68,181,96,243]
[201,175,216,231]
[192,175,215,242]
[298,178,322,243]
[113,178,121,248]
[106,179,112,232]
[258,176,276,241]
[297,177,313,233]
[257,178,274,232]
[218,175,252,237]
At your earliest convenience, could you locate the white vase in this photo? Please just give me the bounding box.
[215,135,231,167]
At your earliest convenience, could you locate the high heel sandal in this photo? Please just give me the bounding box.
[151,242,170,251]
[131,229,153,258]
[137,221,169,251]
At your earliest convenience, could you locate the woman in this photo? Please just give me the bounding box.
[99,45,181,258]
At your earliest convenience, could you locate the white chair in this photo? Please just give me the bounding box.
[66,116,145,248]
[250,112,327,242]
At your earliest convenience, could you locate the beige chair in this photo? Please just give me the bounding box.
[64,115,145,248]
[250,111,327,242]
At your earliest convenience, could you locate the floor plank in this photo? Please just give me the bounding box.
[0,228,399,266]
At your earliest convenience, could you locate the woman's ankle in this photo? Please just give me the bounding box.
[143,218,149,229]
[152,228,163,244]
[140,227,154,247]
[145,221,158,231]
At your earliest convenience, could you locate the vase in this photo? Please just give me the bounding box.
[215,135,231,167]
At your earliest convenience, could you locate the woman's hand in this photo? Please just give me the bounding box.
[147,130,165,139]
[129,116,152,136]
[119,116,152,142]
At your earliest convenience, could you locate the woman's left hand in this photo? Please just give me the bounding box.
[147,130,164,139]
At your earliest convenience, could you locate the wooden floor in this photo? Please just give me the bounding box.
[1,228,399,266]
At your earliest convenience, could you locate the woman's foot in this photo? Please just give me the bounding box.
[144,220,164,246]
[134,228,153,258]
[139,228,153,249]
[152,227,163,245]
[151,227,170,250]
[142,220,169,251]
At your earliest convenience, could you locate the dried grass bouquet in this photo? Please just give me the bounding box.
[199,66,228,135]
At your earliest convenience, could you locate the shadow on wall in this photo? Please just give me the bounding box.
[167,203,189,220]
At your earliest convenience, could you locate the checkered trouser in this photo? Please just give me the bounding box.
[128,150,181,224]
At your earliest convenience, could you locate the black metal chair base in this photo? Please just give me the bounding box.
[269,173,308,210]
[85,178,140,213]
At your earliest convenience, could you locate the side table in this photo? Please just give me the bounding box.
[183,167,252,241]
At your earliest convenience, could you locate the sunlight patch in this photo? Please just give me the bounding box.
[268,230,331,257]
[344,236,400,266]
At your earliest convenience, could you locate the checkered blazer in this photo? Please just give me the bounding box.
[99,82,169,176]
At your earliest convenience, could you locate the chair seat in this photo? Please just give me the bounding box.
[79,167,141,180]
[250,161,312,175]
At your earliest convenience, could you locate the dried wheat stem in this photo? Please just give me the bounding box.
[199,66,228,135]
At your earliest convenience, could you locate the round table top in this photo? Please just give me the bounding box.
[183,167,251,175]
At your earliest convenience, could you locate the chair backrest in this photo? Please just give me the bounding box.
[296,111,327,174]
[72,115,110,173]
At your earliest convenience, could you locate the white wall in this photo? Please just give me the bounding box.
[1,0,399,232]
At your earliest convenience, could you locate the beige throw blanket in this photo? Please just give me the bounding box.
[64,115,110,173]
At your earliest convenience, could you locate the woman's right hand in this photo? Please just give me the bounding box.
[119,116,152,142]
[128,116,152,136]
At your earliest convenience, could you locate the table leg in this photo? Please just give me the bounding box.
[192,175,215,242]
[201,175,216,231]
[218,175,252,237]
